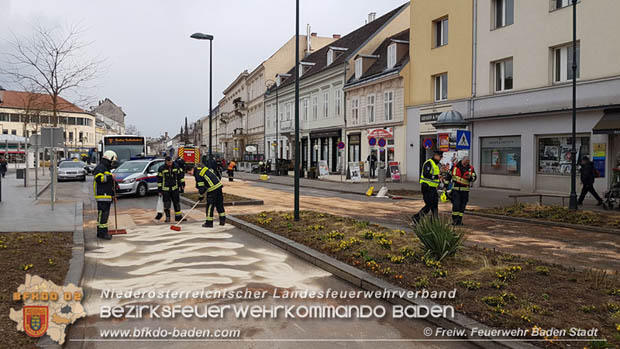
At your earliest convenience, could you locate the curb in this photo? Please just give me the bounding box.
[37,201,85,348]
[237,176,375,197]
[179,196,264,208]
[468,211,620,236]
[228,215,536,349]
[36,181,52,197]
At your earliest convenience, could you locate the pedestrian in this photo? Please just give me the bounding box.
[578,156,603,206]
[155,156,185,223]
[367,153,377,178]
[207,155,222,179]
[227,159,237,182]
[450,156,477,225]
[93,151,118,240]
[187,164,225,227]
[412,151,442,223]
[0,156,7,178]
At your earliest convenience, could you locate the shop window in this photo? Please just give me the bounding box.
[480,136,521,176]
[538,135,589,175]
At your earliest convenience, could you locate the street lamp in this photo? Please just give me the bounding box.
[265,79,279,166]
[294,0,300,221]
[190,32,214,161]
[568,0,578,210]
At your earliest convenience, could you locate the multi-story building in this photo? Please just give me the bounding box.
[406,0,474,182]
[0,88,97,162]
[267,3,410,173]
[471,0,620,194]
[344,29,410,179]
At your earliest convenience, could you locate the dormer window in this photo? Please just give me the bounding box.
[327,46,348,66]
[355,58,363,80]
[299,62,316,77]
[387,43,397,69]
[276,73,291,86]
[327,50,334,66]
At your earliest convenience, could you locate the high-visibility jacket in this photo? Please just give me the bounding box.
[451,162,477,191]
[227,161,236,171]
[93,160,114,201]
[195,166,223,194]
[420,158,440,187]
[157,163,184,193]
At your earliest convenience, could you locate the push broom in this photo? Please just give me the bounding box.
[109,181,127,235]
[170,200,201,231]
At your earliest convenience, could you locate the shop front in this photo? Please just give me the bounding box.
[346,125,406,180]
[309,129,341,172]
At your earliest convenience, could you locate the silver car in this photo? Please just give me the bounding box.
[57,161,87,181]
[114,159,164,197]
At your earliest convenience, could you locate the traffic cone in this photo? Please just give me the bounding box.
[366,186,374,196]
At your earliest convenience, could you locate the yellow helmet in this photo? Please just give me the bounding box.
[440,191,449,203]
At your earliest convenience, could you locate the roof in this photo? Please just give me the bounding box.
[347,29,410,85]
[0,90,85,113]
[276,3,408,89]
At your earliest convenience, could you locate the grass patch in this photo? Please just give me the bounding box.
[479,204,620,229]
[0,232,72,348]
[183,192,252,203]
[389,189,421,197]
[239,210,620,347]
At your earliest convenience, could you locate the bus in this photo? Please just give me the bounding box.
[100,135,146,164]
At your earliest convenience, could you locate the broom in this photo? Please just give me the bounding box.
[170,200,201,231]
[109,180,127,235]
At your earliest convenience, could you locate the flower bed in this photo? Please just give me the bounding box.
[0,232,72,348]
[478,204,620,229]
[240,210,620,347]
[182,192,252,204]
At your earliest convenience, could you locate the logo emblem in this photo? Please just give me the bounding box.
[23,306,48,338]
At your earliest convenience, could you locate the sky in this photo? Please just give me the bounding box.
[0,0,407,137]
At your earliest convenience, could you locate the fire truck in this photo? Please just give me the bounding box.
[177,145,200,170]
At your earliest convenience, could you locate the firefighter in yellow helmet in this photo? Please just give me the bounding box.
[93,151,118,240]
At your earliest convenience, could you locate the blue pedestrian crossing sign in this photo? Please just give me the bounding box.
[456,130,471,150]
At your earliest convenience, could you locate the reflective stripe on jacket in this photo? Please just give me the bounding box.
[451,162,477,191]
[195,166,223,193]
[420,159,440,187]
[93,161,114,201]
[157,163,184,192]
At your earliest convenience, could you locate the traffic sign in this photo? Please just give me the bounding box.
[456,130,471,150]
[422,138,433,149]
[368,137,377,146]
[378,138,387,148]
[337,141,345,150]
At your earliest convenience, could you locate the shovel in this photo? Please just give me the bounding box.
[109,180,127,235]
[170,200,201,231]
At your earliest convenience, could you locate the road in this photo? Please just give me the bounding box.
[57,177,472,348]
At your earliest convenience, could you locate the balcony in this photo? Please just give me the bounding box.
[280,120,292,132]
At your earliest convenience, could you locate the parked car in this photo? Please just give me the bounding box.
[57,161,87,181]
[113,158,164,197]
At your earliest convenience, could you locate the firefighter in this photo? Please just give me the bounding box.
[155,156,184,223]
[450,156,477,225]
[412,151,443,223]
[175,157,186,193]
[93,151,118,240]
[187,164,225,227]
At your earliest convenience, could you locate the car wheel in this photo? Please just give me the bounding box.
[137,182,148,197]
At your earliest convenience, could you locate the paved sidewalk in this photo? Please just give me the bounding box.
[0,169,77,232]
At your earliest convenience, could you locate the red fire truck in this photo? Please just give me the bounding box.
[177,145,200,169]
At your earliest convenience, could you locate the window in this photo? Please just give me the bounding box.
[303,98,309,122]
[434,73,448,102]
[286,102,292,121]
[0,113,7,121]
[11,130,17,135]
[387,44,397,69]
[311,94,318,120]
[351,98,359,125]
[384,91,394,121]
[367,95,375,123]
[327,49,334,66]
[538,135,589,175]
[494,58,513,92]
[494,0,514,28]
[10,114,20,122]
[69,132,73,142]
[355,58,363,79]
[335,89,341,116]
[2,129,7,135]
[323,91,329,118]
[554,0,576,10]
[79,132,84,143]
[554,43,580,83]
[434,17,448,47]
[480,136,521,176]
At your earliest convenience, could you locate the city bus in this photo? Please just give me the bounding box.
[100,135,146,164]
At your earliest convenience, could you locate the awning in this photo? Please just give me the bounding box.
[593,110,620,134]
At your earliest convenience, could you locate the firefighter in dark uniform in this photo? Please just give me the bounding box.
[187,164,225,227]
[175,157,187,193]
[93,151,118,240]
[412,151,443,223]
[155,156,184,222]
[450,156,476,225]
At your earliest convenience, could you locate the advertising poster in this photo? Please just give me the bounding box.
[318,160,330,177]
[348,162,362,182]
[388,161,401,182]
[507,153,518,172]
[593,143,606,178]
[438,133,450,151]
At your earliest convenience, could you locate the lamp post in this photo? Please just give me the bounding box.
[190,32,214,161]
[568,0,578,210]
[265,79,279,167]
[294,0,300,220]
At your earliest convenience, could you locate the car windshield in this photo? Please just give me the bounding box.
[115,161,148,173]
[59,162,84,168]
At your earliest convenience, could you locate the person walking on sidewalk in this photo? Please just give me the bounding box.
[578,156,603,206]
[0,156,7,178]
[155,156,185,223]
[93,151,117,240]
[412,151,442,223]
[367,153,377,178]
[450,156,477,225]
[227,159,237,182]
[187,165,225,228]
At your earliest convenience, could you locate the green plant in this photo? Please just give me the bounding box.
[400,246,416,258]
[320,231,345,241]
[491,280,506,289]
[581,305,596,313]
[363,231,374,240]
[541,293,550,300]
[585,268,614,289]
[334,237,362,251]
[482,296,505,307]
[586,339,613,349]
[496,266,522,281]
[389,255,405,264]
[609,289,620,296]
[377,237,392,249]
[460,281,481,290]
[411,215,465,261]
[433,269,448,278]
[354,220,369,229]
[535,266,550,275]
[414,277,429,289]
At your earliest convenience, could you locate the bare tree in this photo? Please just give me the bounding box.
[125,124,141,136]
[0,23,103,126]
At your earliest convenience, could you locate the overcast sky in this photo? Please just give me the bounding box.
[0,0,406,137]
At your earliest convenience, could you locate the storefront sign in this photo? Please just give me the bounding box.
[318,160,330,177]
[593,143,606,178]
[389,161,401,182]
[438,133,450,151]
[245,145,257,152]
[423,138,433,149]
[420,113,440,123]
[348,162,361,182]
[367,128,393,139]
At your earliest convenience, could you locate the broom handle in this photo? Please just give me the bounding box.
[113,177,118,231]
[174,200,201,227]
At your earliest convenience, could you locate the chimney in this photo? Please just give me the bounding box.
[306,24,312,53]
[165,131,168,139]
[368,12,376,23]
[332,34,341,39]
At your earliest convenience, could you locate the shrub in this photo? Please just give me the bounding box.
[411,215,465,261]
[460,281,481,290]
[414,277,429,289]
[377,237,392,249]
